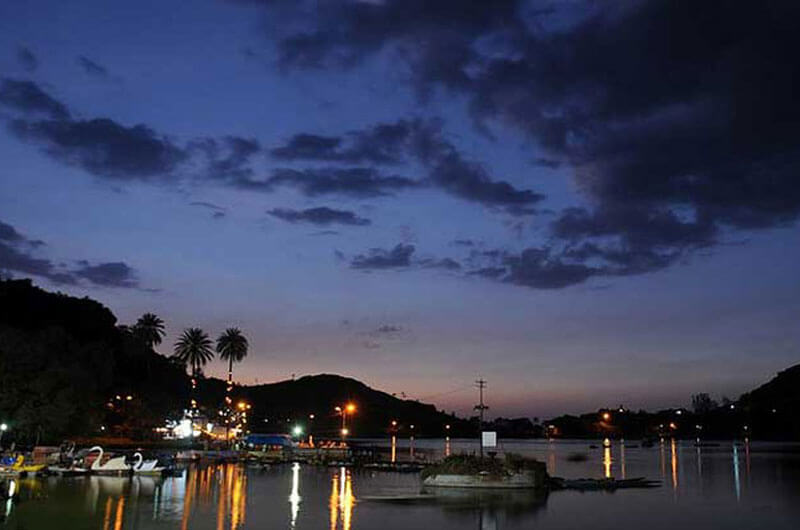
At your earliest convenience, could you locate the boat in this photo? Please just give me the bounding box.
[88,446,130,476]
[132,453,165,475]
[4,455,47,477]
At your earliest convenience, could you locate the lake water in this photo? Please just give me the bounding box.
[3,439,799,529]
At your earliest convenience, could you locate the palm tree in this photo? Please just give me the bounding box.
[173,328,214,416]
[217,328,248,442]
[134,313,165,350]
[217,328,249,386]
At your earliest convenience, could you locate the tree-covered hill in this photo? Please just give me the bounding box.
[0,278,468,444]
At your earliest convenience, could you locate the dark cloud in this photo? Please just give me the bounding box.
[351,243,415,269]
[73,261,138,288]
[263,167,419,197]
[419,257,461,270]
[270,118,543,213]
[0,220,25,244]
[348,243,463,272]
[190,201,227,219]
[267,206,371,226]
[0,219,139,288]
[0,78,70,119]
[242,0,800,282]
[373,324,402,335]
[502,247,597,289]
[271,122,414,164]
[192,136,260,181]
[16,46,38,72]
[9,117,187,180]
[77,55,109,77]
[552,205,717,275]
[469,266,506,279]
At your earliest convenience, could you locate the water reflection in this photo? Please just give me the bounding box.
[422,487,549,530]
[670,439,678,492]
[733,444,741,501]
[391,436,397,464]
[329,467,355,530]
[602,446,612,478]
[289,463,301,527]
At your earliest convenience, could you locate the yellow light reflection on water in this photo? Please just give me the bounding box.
[391,436,397,464]
[102,497,113,530]
[670,438,678,492]
[603,445,612,478]
[445,436,451,458]
[113,497,125,530]
[329,467,355,530]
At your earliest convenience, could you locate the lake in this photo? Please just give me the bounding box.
[3,439,799,529]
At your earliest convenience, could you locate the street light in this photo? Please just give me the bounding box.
[1,423,8,449]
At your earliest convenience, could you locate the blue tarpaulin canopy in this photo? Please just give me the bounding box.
[244,433,293,447]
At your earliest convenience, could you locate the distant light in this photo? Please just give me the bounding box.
[309,414,315,420]
[126,395,133,401]
[675,410,682,415]
[293,425,303,437]
[445,424,450,430]
[410,424,415,430]
[341,428,349,436]
[391,420,397,427]
[602,412,611,422]
[669,422,677,430]
[100,426,106,431]
[335,406,342,412]
[730,404,735,410]
[0,423,7,432]
[175,419,192,439]
[346,403,356,414]
[206,423,214,432]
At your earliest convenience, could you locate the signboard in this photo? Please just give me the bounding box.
[481,431,497,448]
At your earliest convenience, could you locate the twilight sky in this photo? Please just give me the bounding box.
[1,0,798,418]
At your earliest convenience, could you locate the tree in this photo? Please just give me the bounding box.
[173,328,214,416]
[216,328,249,442]
[692,393,718,414]
[216,328,249,385]
[133,313,165,350]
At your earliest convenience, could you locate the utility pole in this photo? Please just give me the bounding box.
[474,379,488,458]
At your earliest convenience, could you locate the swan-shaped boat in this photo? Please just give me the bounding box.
[88,446,130,475]
[132,452,165,475]
[6,455,47,477]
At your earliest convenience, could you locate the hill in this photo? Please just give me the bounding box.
[0,278,468,444]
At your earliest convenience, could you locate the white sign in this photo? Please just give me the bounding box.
[481,431,497,448]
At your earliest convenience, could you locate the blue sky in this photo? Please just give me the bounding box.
[1,0,798,418]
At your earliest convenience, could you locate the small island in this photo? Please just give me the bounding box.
[421,454,548,489]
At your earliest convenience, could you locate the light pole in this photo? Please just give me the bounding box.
[0,423,7,449]
[337,403,356,441]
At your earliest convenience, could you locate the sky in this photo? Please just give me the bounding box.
[1,0,798,418]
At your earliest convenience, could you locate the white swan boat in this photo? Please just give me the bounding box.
[88,446,130,476]
[132,453,165,475]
